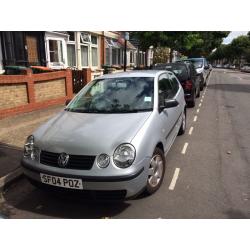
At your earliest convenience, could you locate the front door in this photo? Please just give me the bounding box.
[25,35,39,65]
[158,73,179,154]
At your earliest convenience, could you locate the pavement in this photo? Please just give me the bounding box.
[0,69,250,218]
[0,104,65,190]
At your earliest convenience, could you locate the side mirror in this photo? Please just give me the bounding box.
[160,99,179,110]
[65,99,72,106]
[165,99,179,108]
[204,65,209,70]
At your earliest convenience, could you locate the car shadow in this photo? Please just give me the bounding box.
[208,83,250,94]
[0,142,22,177]
[3,178,132,219]
[225,209,250,219]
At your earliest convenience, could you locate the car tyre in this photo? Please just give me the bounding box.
[196,86,200,98]
[145,147,166,195]
[178,110,186,135]
[188,91,196,108]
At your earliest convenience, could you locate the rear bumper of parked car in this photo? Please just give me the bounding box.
[21,158,150,200]
[184,92,194,102]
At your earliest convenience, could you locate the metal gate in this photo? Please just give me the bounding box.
[72,69,87,93]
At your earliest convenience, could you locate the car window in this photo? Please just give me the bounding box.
[169,73,179,95]
[158,74,174,107]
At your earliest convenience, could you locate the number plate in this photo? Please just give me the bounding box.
[40,173,83,190]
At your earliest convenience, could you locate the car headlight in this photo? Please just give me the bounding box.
[97,154,110,168]
[113,143,136,168]
[23,135,39,160]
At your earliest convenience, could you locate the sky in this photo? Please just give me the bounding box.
[222,31,248,44]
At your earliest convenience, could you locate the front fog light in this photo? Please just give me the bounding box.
[113,143,136,168]
[97,154,110,168]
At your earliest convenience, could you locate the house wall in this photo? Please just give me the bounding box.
[0,69,73,119]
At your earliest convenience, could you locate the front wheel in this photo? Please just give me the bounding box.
[145,147,166,195]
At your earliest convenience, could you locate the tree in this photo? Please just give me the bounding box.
[130,31,229,62]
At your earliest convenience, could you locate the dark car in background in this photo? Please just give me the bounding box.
[153,62,200,107]
[177,58,210,91]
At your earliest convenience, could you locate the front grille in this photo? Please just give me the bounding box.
[40,150,95,170]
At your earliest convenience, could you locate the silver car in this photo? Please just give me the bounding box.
[21,70,186,199]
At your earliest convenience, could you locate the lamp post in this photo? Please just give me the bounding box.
[123,32,129,72]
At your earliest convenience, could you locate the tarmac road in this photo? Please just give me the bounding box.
[1,68,250,219]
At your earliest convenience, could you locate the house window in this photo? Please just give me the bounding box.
[68,32,75,42]
[91,35,98,45]
[49,40,63,63]
[112,48,117,65]
[106,48,111,65]
[92,47,98,66]
[80,32,99,67]
[130,51,134,63]
[81,45,88,66]
[81,32,91,43]
[67,44,76,67]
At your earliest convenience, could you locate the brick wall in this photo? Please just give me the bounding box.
[0,83,28,109]
[0,69,73,119]
[35,78,66,102]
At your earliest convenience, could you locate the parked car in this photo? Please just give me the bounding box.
[240,63,250,72]
[153,62,200,107]
[216,64,223,68]
[229,65,236,69]
[21,70,187,200]
[177,58,210,90]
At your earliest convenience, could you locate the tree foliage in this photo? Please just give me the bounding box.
[209,35,250,64]
[130,31,229,60]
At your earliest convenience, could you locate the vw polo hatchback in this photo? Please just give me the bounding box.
[22,70,186,200]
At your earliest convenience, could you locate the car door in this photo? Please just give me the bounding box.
[168,72,183,126]
[190,64,199,93]
[158,73,181,153]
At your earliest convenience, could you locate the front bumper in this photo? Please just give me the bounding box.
[21,158,150,199]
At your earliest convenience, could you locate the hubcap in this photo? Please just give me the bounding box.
[148,154,164,188]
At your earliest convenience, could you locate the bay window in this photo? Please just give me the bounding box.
[80,32,99,68]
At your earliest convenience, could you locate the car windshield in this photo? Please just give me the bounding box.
[65,77,154,113]
[186,59,204,69]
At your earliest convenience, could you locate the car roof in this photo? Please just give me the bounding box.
[98,70,171,79]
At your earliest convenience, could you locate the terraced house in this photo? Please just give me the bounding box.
[0,31,151,79]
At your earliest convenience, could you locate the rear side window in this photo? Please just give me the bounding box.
[158,73,175,104]
[169,73,179,95]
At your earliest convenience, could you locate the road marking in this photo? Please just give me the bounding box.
[199,103,202,107]
[188,126,194,135]
[193,115,198,122]
[201,99,203,103]
[238,77,242,80]
[181,142,189,154]
[197,109,200,113]
[169,168,180,190]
